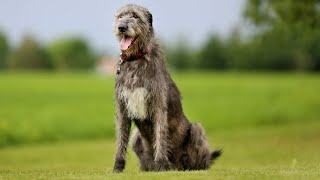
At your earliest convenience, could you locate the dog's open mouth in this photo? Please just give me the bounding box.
[120,35,133,51]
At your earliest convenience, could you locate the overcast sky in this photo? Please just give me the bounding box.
[0,0,245,54]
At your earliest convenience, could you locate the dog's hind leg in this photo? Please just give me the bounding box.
[181,123,222,170]
[131,129,155,171]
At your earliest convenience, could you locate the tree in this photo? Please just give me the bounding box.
[166,37,192,70]
[8,34,52,69]
[199,35,228,69]
[47,37,96,70]
[244,0,320,30]
[0,31,9,69]
[243,0,320,70]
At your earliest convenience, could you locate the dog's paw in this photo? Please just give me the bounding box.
[112,168,123,173]
[155,159,172,171]
[113,159,125,173]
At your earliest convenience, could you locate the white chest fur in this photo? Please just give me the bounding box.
[120,87,148,119]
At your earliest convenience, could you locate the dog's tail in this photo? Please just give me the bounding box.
[211,149,223,161]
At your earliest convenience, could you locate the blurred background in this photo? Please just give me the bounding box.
[1,0,320,72]
[0,0,320,177]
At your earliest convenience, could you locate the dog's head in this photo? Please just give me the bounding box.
[113,4,153,54]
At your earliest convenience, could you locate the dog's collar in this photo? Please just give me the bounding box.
[116,49,148,75]
[120,50,147,62]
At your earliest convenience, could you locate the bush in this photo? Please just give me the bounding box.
[0,31,9,69]
[8,34,52,70]
[199,35,228,70]
[165,37,194,70]
[47,37,97,70]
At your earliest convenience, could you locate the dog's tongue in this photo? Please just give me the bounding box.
[120,36,133,50]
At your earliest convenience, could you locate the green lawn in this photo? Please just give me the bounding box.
[0,72,319,146]
[0,72,320,179]
[1,122,319,179]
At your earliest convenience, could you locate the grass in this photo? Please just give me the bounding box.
[0,72,320,179]
[1,122,320,179]
[0,72,115,146]
[0,72,319,146]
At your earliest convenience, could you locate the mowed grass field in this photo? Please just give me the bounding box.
[0,72,320,179]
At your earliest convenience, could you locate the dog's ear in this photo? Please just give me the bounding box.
[147,11,153,27]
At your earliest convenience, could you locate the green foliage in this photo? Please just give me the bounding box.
[199,35,228,69]
[165,37,193,70]
[166,0,320,71]
[1,33,97,70]
[244,0,320,30]
[47,37,97,70]
[8,35,52,69]
[241,0,320,71]
[0,31,9,69]
[0,72,319,147]
[301,29,320,70]
[238,28,299,70]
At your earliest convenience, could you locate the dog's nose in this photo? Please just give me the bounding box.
[118,25,128,32]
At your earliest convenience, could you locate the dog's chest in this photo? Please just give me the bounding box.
[119,87,148,119]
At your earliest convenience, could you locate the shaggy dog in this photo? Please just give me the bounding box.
[112,4,222,172]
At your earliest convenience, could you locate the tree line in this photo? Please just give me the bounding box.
[166,0,320,71]
[0,33,97,70]
[1,0,319,71]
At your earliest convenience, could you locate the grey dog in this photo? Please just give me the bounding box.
[112,4,222,172]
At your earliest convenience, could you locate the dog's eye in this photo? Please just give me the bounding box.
[117,13,124,19]
[132,13,139,19]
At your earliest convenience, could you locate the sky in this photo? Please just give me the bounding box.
[0,0,245,54]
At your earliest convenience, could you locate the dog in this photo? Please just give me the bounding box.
[112,4,222,172]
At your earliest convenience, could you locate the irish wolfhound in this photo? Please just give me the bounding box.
[112,4,222,173]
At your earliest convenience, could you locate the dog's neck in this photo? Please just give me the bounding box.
[120,49,147,62]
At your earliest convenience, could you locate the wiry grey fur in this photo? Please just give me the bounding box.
[112,4,222,173]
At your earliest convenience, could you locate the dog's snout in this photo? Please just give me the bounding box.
[118,25,128,32]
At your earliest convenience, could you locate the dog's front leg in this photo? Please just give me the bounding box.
[113,104,131,173]
[153,99,172,171]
